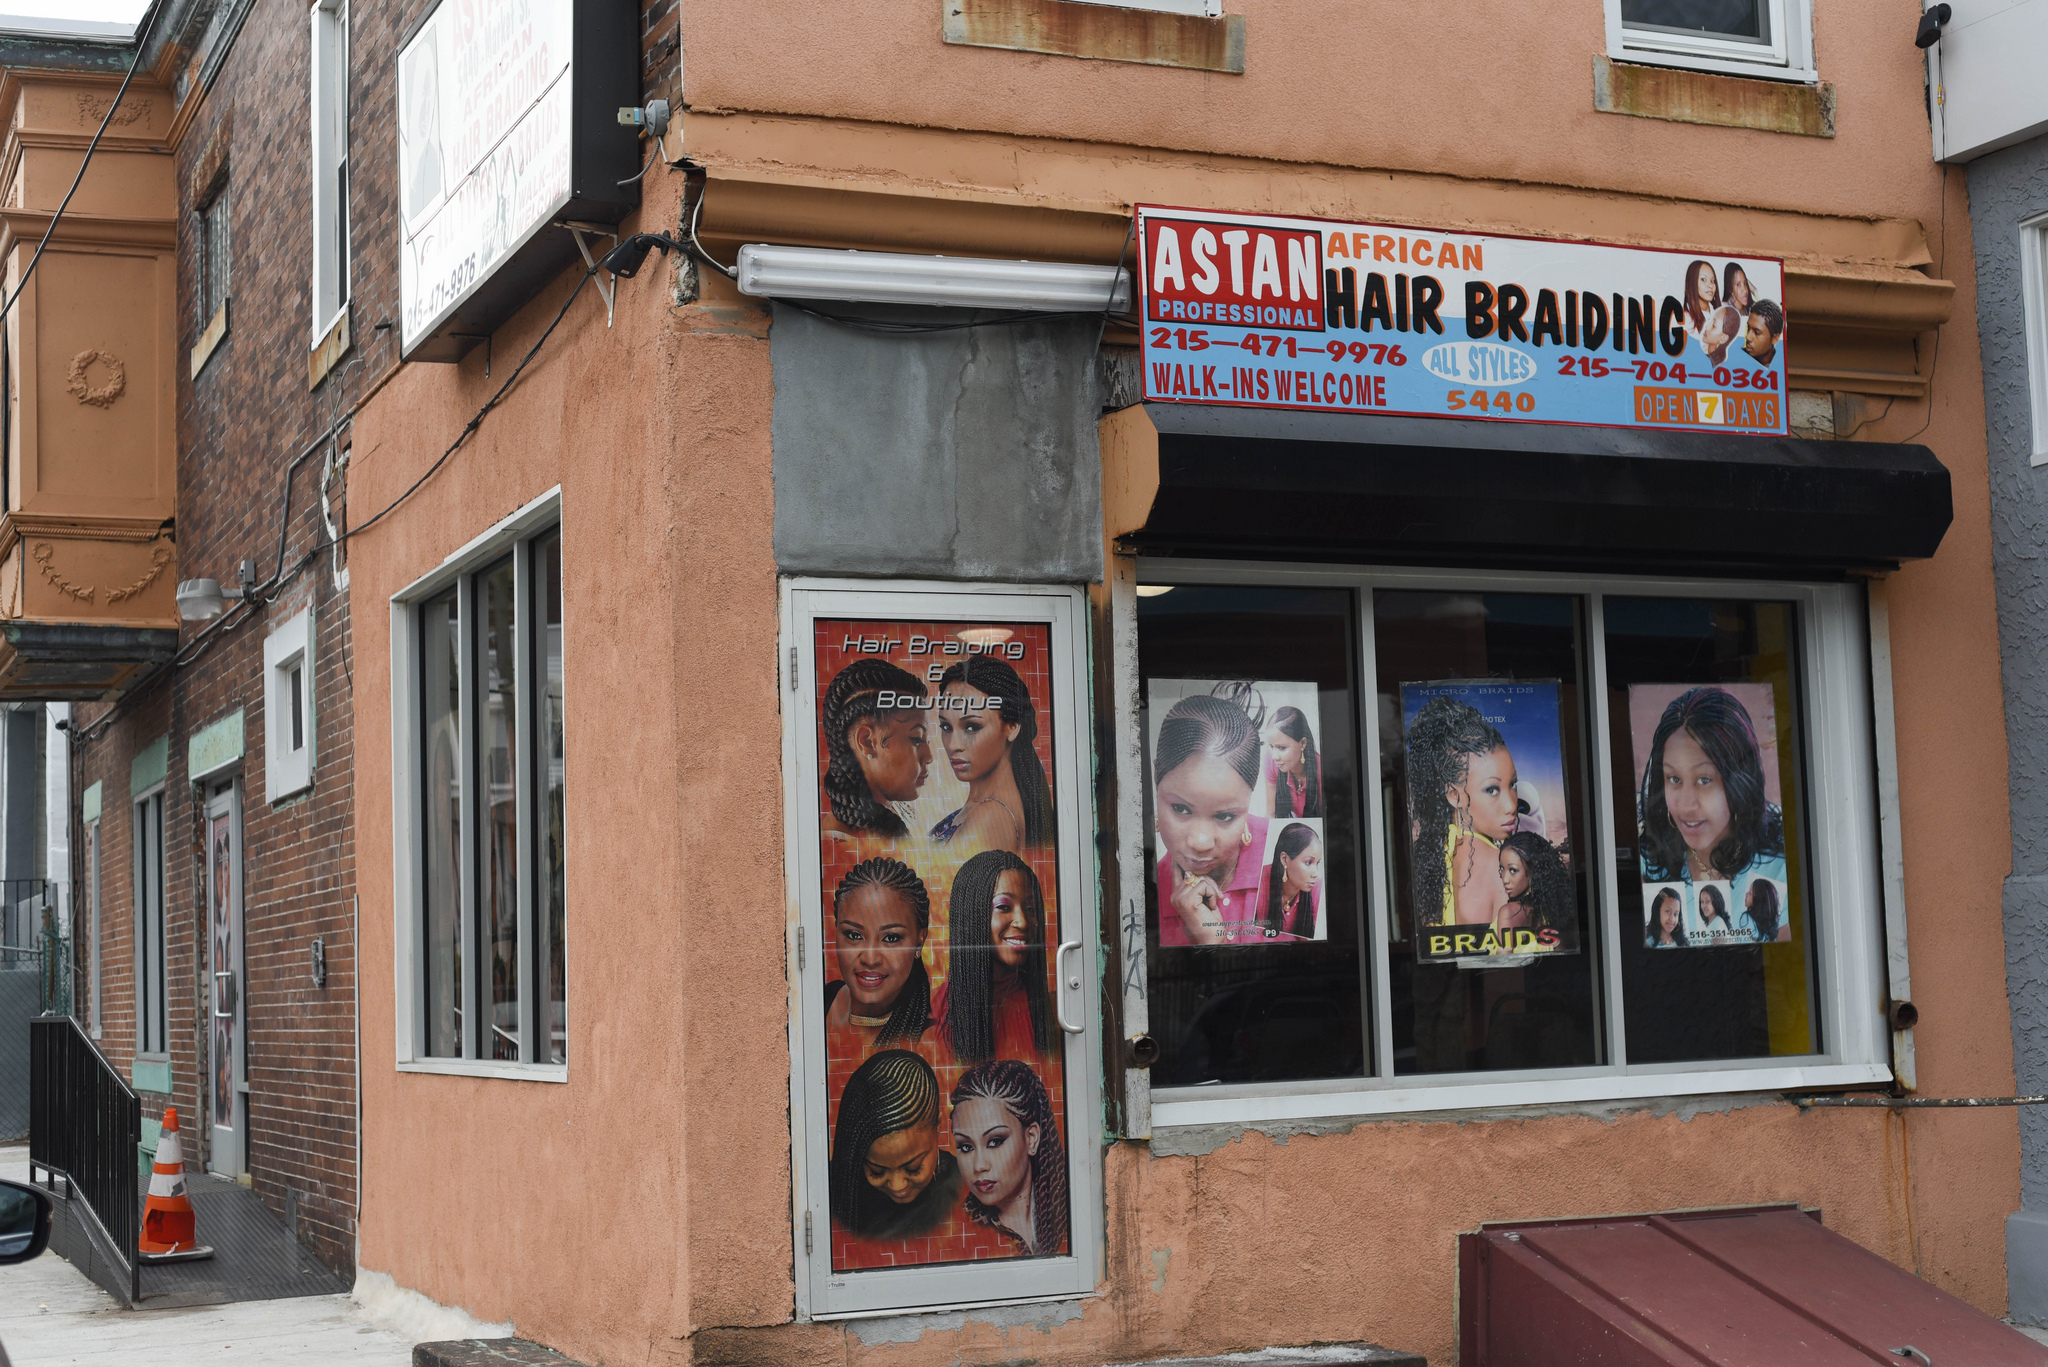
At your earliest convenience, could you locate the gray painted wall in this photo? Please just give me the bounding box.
[770,303,1105,584]
[1973,133,2048,1218]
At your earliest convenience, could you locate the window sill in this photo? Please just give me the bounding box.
[1148,1060,1889,1130]
[189,300,229,379]
[944,0,1245,73]
[309,305,352,390]
[130,1056,171,1094]
[396,1058,568,1083]
[1595,54,1832,136]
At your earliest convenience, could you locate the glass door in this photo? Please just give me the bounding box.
[206,782,245,1178]
[784,583,1103,1317]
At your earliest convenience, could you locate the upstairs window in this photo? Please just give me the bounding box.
[1608,0,1814,82]
[197,182,231,332]
[310,0,351,342]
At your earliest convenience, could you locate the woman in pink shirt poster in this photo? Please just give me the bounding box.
[1261,704,1324,819]
[1147,682,1274,946]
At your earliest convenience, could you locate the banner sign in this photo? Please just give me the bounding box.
[1136,205,1789,435]
[399,0,575,355]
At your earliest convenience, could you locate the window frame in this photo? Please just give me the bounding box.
[132,784,167,1062]
[309,0,352,345]
[1123,559,1891,1133]
[197,183,231,331]
[264,606,316,801]
[389,487,565,1081]
[2021,211,2048,466]
[86,815,100,1039]
[1604,0,1816,84]
[1067,0,1221,14]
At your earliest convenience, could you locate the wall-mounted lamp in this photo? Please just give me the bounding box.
[1915,3,1950,48]
[734,245,1132,314]
[176,559,256,622]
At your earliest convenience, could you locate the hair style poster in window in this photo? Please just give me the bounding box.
[812,620,1071,1272]
[1629,683,1792,947]
[1399,680,1582,962]
[1144,678,1326,946]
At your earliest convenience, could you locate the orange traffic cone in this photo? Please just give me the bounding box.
[138,1107,212,1263]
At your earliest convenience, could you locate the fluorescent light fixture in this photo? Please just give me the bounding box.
[736,244,1131,314]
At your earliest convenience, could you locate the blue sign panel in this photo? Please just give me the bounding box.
[1137,205,1789,435]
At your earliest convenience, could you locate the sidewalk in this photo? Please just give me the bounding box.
[0,1145,415,1367]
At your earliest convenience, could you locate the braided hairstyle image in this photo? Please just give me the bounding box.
[1747,877,1783,942]
[1261,822,1321,936]
[945,850,1052,1063]
[939,656,1054,846]
[830,1049,948,1237]
[1268,706,1323,819]
[1637,687,1785,882]
[1405,695,1508,930]
[832,858,933,1048]
[821,659,927,838]
[1499,831,1574,936]
[950,1059,1069,1257]
[1153,694,1264,791]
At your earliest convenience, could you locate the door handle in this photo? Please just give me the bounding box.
[1055,940,1086,1035]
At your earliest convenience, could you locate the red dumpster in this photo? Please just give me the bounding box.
[1459,1203,2048,1365]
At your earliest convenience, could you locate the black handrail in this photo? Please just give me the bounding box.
[29,1014,139,1303]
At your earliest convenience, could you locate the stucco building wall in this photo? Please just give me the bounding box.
[351,4,2018,1364]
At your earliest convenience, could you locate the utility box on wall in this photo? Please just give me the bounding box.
[396,0,641,362]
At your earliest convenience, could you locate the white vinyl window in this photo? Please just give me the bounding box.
[1606,0,1815,82]
[1068,0,1220,12]
[265,607,316,800]
[310,0,351,343]
[85,817,100,1038]
[133,788,166,1058]
[2022,212,2048,466]
[1120,562,1893,1134]
[391,491,566,1077]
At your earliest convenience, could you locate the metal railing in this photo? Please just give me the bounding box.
[29,1014,138,1303]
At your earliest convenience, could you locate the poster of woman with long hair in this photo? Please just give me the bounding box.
[811,619,1073,1274]
[1628,682,1793,948]
[1400,680,1582,962]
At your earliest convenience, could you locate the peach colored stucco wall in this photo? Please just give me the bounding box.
[352,6,2020,1365]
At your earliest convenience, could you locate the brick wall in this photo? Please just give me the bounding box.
[68,0,405,1277]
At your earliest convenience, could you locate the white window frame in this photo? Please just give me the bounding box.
[86,816,100,1039]
[309,0,351,344]
[265,606,317,801]
[1067,0,1220,13]
[133,785,168,1061]
[779,578,1106,1321]
[1120,560,1892,1135]
[389,487,565,1081]
[2021,211,2048,466]
[1605,0,1816,84]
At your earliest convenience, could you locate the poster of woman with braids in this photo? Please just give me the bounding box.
[811,620,1073,1273]
[1400,680,1582,962]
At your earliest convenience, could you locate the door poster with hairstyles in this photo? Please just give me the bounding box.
[811,620,1072,1274]
[1145,678,1328,946]
[1399,680,1582,962]
[1629,683,1793,949]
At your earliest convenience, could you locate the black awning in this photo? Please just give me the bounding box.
[1114,404,1952,575]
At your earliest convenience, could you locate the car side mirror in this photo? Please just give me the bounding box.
[0,1179,53,1263]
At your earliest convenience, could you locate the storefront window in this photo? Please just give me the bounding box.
[1133,567,1877,1119]
[1136,585,1366,1084]
[1374,590,1601,1076]
[1604,596,1817,1062]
